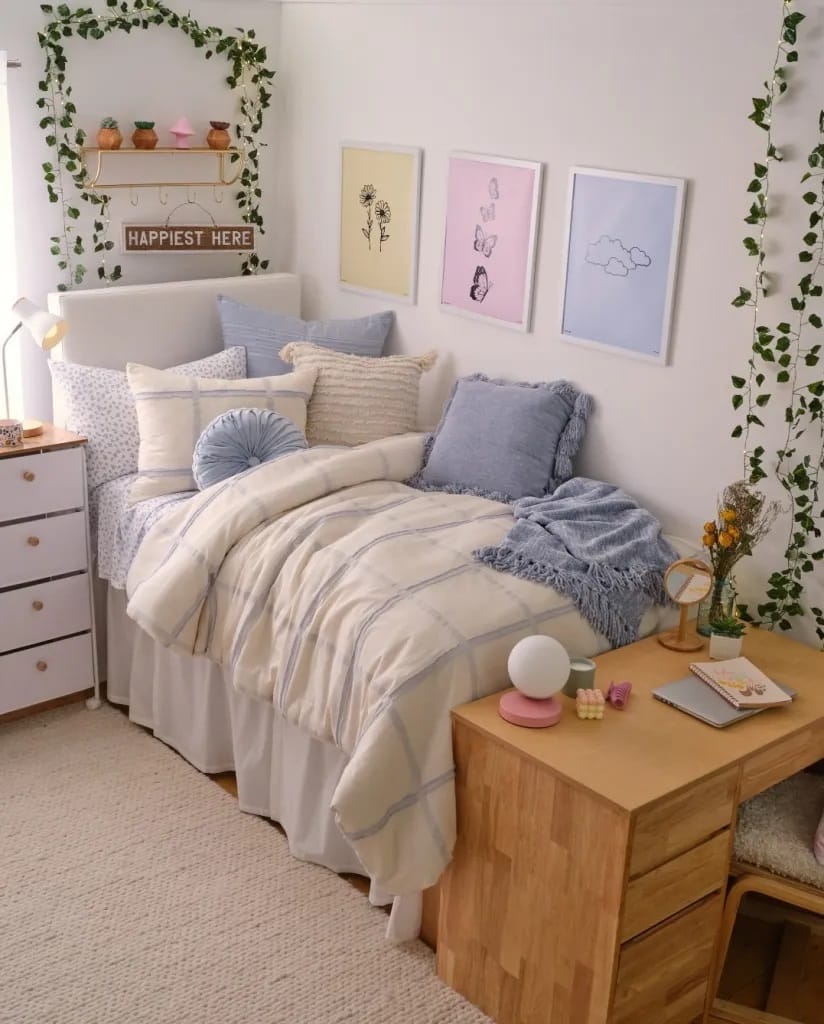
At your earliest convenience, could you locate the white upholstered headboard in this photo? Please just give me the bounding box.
[47,272,301,370]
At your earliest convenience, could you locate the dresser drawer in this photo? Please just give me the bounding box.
[0,511,88,589]
[612,893,723,1024]
[0,448,84,523]
[620,831,730,941]
[0,574,92,655]
[0,633,94,716]
[629,768,738,876]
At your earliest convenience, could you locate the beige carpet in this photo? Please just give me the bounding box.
[0,704,489,1024]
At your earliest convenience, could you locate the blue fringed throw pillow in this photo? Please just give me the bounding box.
[408,374,593,502]
[193,408,308,490]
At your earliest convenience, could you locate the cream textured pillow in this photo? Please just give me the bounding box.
[127,362,317,504]
[278,342,437,446]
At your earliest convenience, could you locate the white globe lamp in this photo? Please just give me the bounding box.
[499,635,571,728]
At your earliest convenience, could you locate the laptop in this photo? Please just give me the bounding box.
[653,676,797,729]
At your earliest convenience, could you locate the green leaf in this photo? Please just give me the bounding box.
[803,191,818,204]
[754,162,768,178]
[747,179,762,193]
[743,237,760,255]
[777,322,792,334]
[731,375,746,389]
[809,313,823,329]
[777,370,791,383]
[731,425,743,439]
[732,287,753,308]
[732,394,744,410]
[800,251,814,262]
[787,49,799,62]
[755,394,770,408]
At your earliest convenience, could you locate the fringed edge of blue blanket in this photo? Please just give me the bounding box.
[474,544,669,649]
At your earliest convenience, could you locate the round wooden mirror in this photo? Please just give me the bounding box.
[657,558,713,652]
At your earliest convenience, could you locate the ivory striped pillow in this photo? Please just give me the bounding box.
[127,362,317,504]
[278,342,437,446]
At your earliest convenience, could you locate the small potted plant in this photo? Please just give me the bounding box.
[206,120,231,151]
[708,616,746,660]
[97,116,122,150]
[131,120,158,150]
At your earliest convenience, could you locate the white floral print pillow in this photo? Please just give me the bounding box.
[50,347,246,492]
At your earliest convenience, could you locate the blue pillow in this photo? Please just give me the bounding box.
[193,408,308,490]
[217,296,394,377]
[408,374,593,502]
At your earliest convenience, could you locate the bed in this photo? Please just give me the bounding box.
[48,273,678,943]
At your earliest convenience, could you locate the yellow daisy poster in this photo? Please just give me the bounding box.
[339,142,422,303]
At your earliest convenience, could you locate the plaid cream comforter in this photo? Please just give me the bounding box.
[126,434,638,893]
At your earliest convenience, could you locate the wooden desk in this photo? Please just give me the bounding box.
[436,629,824,1024]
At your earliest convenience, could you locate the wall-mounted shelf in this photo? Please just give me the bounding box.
[80,147,245,190]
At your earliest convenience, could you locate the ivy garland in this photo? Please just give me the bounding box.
[731,1,824,644]
[36,0,274,290]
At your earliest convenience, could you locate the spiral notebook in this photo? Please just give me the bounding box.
[689,656,793,709]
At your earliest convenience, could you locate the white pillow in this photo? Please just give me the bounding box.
[127,362,318,504]
[49,347,247,492]
[278,342,437,446]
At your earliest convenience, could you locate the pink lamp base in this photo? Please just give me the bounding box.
[498,691,562,728]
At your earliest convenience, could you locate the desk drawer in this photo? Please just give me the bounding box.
[0,511,88,589]
[0,574,91,655]
[0,448,84,523]
[612,893,723,1024]
[0,633,94,716]
[630,768,738,876]
[621,831,730,941]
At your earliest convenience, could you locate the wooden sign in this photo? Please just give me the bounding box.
[122,224,256,254]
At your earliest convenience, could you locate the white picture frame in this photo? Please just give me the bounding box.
[559,166,686,364]
[338,141,422,304]
[440,151,544,333]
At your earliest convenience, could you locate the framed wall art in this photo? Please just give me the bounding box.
[560,167,686,364]
[339,141,422,303]
[440,152,544,332]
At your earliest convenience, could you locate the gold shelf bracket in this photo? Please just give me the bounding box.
[80,147,245,192]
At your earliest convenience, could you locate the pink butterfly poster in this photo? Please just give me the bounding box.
[441,153,543,332]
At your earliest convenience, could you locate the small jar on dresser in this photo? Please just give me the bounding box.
[0,425,99,718]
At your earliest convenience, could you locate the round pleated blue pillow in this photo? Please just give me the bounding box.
[193,407,307,490]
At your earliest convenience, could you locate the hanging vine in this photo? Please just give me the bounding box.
[730,1,824,644]
[37,0,274,290]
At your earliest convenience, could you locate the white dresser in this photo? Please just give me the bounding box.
[0,426,98,718]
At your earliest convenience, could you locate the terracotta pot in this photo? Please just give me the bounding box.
[132,127,158,150]
[96,127,123,151]
[207,121,231,151]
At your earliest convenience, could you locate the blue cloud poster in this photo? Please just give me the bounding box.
[561,168,686,364]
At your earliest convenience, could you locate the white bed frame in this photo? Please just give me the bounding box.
[48,274,421,943]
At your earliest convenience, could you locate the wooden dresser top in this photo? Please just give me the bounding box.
[0,425,86,458]
[453,628,824,813]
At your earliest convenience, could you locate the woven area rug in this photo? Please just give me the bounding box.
[0,704,489,1024]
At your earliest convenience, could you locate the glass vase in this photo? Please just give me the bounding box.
[697,576,736,637]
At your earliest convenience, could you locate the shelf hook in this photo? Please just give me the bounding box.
[130,188,139,208]
[213,186,224,205]
[187,187,198,205]
[158,186,169,206]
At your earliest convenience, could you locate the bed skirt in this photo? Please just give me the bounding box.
[105,586,424,943]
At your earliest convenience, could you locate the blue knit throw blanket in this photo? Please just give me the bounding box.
[475,477,678,647]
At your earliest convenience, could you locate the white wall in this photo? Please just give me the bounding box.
[1,0,281,420]
[277,0,824,642]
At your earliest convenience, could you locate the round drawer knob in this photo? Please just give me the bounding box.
[36,661,48,672]
[22,470,36,482]
[32,600,44,611]
[27,536,40,547]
